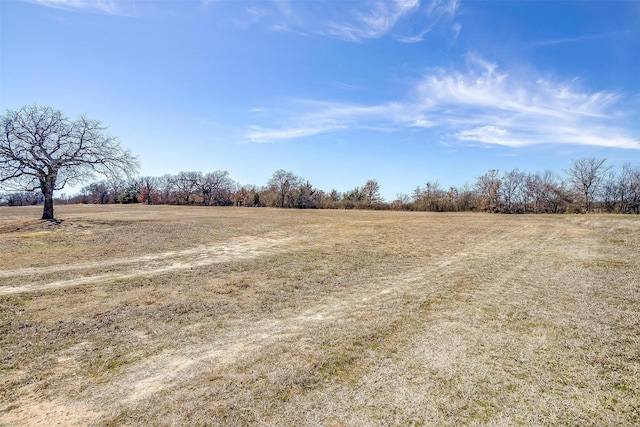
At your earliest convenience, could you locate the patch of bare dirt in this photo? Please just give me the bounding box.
[0,398,102,427]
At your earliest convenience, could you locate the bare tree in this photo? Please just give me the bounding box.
[425,181,444,211]
[198,173,214,206]
[456,182,476,212]
[475,169,501,212]
[525,171,564,213]
[601,171,619,213]
[294,181,320,208]
[156,174,176,204]
[566,157,610,213]
[629,165,640,215]
[362,179,382,206]
[445,186,459,212]
[105,171,128,204]
[321,189,341,208]
[174,171,201,205]
[267,170,301,208]
[200,170,236,206]
[500,168,525,213]
[541,171,569,213]
[618,163,640,214]
[2,191,41,206]
[343,186,364,209]
[0,105,138,219]
[82,180,110,204]
[393,193,411,210]
[137,176,160,205]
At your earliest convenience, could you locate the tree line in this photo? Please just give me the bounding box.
[1,105,639,217]
[409,159,639,214]
[4,159,637,214]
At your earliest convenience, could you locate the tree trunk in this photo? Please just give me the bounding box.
[584,190,590,213]
[42,187,54,220]
[41,175,56,220]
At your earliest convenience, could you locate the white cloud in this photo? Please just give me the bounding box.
[246,56,639,149]
[246,99,438,143]
[412,117,435,128]
[24,0,135,15]
[416,56,637,148]
[323,0,457,42]
[397,27,432,43]
[325,0,411,42]
[247,124,347,143]
[426,0,458,18]
[527,31,626,48]
[457,126,512,145]
[205,1,457,43]
[451,22,461,40]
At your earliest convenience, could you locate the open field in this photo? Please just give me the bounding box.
[1,205,639,426]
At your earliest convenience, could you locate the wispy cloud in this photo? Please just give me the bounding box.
[325,0,420,42]
[451,22,461,41]
[23,0,137,16]
[323,0,458,42]
[219,0,459,43]
[246,55,640,149]
[418,56,621,120]
[418,55,637,148]
[248,124,347,143]
[247,99,435,143]
[528,31,628,48]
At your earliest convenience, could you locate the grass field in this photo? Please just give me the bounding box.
[1,205,639,426]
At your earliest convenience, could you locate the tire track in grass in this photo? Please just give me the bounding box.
[0,234,296,295]
[1,218,539,426]
[112,224,532,408]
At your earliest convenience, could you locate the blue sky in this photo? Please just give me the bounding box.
[1,0,639,200]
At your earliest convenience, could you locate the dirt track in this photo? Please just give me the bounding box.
[0,233,295,296]
[1,206,639,426]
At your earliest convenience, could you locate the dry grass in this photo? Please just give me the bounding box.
[1,205,638,426]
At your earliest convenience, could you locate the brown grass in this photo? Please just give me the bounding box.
[1,205,639,426]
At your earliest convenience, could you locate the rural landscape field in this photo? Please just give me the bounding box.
[1,205,638,426]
